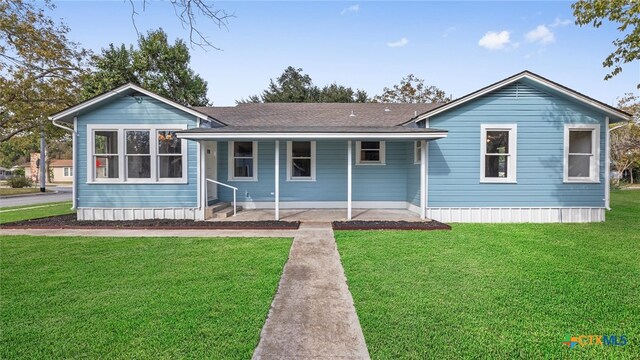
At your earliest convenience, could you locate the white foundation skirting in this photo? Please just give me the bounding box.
[77,208,200,221]
[426,207,605,223]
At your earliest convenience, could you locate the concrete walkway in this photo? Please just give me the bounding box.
[253,222,370,359]
[0,223,371,359]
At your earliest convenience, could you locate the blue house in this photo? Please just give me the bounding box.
[49,71,631,223]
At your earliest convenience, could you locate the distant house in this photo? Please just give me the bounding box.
[21,154,73,184]
[0,167,13,180]
[49,71,632,222]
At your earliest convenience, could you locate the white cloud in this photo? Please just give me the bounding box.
[442,26,456,38]
[340,4,359,15]
[478,31,511,50]
[550,17,572,27]
[386,37,409,48]
[525,25,555,45]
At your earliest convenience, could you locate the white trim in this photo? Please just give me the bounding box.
[72,117,77,209]
[413,141,422,164]
[198,137,205,220]
[286,141,316,181]
[414,72,632,122]
[480,124,517,183]
[49,83,221,125]
[563,124,600,183]
[355,141,386,165]
[420,140,427,220]
[275,140,280,220]
[234,201,411,210]
[347,140,352,220]
[77,207,198,221]
[177,132,448,140]
[227,141,258,181]
[426,207,605,223]
[605,117,611,210]
[86,124,188,184]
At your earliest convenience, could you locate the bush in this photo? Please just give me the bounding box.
[6,176,32,188]
[12,168,25,177]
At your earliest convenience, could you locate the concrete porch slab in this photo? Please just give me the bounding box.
[209,208,428,222]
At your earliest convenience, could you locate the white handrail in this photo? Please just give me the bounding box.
[205,178,238,216]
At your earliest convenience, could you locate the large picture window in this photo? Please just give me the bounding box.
[356,141,385,165]
[229,141,257,181]
[88,125,187,183]
[564,124,599,183]
[287,141,316,181]
[480,124,517,183]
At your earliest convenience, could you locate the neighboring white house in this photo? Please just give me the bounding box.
[21,153,73,184]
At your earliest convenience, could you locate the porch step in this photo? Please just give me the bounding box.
[205,202,243,219]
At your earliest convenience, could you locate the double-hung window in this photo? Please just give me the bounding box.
[356,141,385,165]
[414,141,423,164]
[94,130,119,180]
[157,130,183,179]
[480,124,517,183]
[287,141,316,181]
[88,125,186,183]
[229,141,257,181]
[64,167,72,177]
[125,130,151,179]
[564,124,599,183]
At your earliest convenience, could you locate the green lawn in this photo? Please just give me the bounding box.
[336,191,640,359]
[0,236,292,359]
[0,201,74,224]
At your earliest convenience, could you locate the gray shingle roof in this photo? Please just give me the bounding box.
[194,103,442,127]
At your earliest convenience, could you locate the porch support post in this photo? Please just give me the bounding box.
[347,140,352,220]
[275,140,280,220]
[605,117,611,210]
[420,140,427,220]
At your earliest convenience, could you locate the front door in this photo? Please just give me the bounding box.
[205,141,217,203]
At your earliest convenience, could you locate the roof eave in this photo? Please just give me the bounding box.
[175,131,448,140]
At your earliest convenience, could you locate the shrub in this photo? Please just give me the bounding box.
[7,176,32,188]
[12,168,25,177]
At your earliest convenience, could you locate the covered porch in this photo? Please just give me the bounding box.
[176,126,448,221]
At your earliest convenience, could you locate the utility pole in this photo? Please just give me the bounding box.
[40,125,46,192]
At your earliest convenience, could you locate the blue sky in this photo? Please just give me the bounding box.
[51,1,639,106]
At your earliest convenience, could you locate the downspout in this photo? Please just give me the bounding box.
[51,117,77,210]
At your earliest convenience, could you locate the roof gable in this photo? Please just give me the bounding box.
[49,83,223,125]
[411,71,632,123]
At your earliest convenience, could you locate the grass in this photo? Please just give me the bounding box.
[0,201,74,224]
[336,190,640,359]
[0,236,292,359]
[0,188,49,196]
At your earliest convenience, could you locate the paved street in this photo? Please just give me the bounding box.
[0,187,72,207]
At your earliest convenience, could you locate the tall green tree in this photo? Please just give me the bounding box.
[237,66,369,103]
[82,29,210,106]
[373,74,452,103]
[611,93,640,184]
[572,0,640,87]
[0,0,88,143]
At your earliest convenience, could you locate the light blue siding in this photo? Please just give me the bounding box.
[217,141,412,203]
[77,96,198,208]
[428,80,606,207]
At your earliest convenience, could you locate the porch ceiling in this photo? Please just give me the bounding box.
[176,126,448,140]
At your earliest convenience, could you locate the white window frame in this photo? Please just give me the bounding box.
[124,129,153,183]
[480,124,517,183]
[355,141,386,165]
[414,141,422,164]
[564,124,600,183]
[228,141,258,181]
[286,141,316,181]
[87,124,188,184]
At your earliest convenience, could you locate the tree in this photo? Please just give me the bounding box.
[0,0,88,143]
[82,29,210,106]
[373,74,452,103]
[572,0,640,87]
[238,66,369,103]
[611,93,640,185]
[127,0,233,50]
